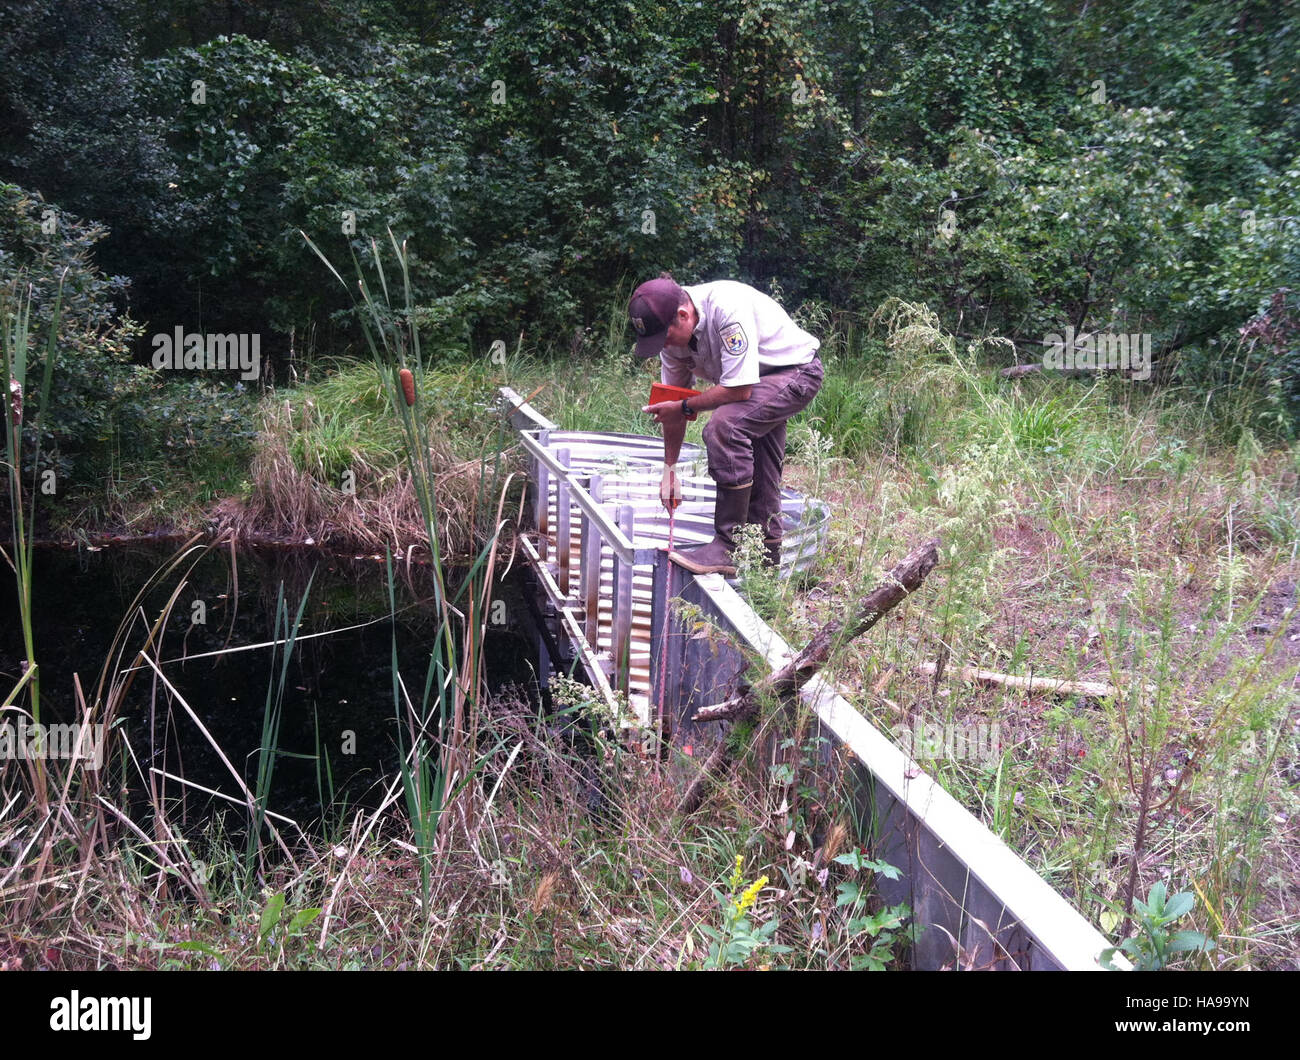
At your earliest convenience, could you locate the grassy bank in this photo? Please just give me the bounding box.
[35,355,516,558]
[726,302,1300,968]
[2,681,906,971]
[510,296,1298,967]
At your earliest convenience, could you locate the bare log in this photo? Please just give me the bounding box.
[676,537,941,814]
[999,364,1042,379]
[916,662,1133,700]
[674,740,733,819]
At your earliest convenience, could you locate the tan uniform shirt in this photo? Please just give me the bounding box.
[660,281,820,389]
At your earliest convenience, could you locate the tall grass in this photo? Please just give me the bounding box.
[302,228,520,916]
[762,301,1300,967]
[2,275,62,804]
[246,577,315,879]
[4,279,261,945]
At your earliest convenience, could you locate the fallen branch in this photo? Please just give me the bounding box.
[999,363,1042,380]
[916,662,1126,700]
[676,537,941,814]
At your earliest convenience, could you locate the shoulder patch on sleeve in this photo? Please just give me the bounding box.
[719,321,749,356]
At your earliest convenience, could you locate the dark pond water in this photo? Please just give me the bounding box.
[0,542,539,836]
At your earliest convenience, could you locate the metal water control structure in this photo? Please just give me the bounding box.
[500,386,1124,971]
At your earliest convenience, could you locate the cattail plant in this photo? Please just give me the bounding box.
[301,227,513,917]
[2,274,63,807]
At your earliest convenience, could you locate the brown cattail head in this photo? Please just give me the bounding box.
[398,368,415,407]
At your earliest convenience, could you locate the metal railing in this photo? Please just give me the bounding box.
[502,386,828,714]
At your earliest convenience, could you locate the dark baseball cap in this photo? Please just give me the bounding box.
[628,277,686,359]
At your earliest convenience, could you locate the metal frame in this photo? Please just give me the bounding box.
[498,386,1124,971]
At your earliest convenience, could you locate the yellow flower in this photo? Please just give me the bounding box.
[734,875,769,916]
[728,854,744,893]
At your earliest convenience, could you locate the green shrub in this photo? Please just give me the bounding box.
[0,183,151,480]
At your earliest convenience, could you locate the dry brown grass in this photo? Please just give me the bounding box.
[229,399,502,561]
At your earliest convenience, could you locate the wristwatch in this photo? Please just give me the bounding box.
[681,398,696,421]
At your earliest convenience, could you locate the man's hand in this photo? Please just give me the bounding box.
[659,463,682,510]
[643,383,753,424]
[642,400,686,427]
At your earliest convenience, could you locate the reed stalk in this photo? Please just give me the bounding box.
[303,228,514,914]
[1,275,63,806]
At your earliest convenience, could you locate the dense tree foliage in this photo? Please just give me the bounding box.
[2,0,1297,451]
[0,182,150,477]
[0,183,259,484]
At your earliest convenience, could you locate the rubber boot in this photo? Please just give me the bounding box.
[748,452,785,570]
[762,537,782,570]
[669,483,752,575]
